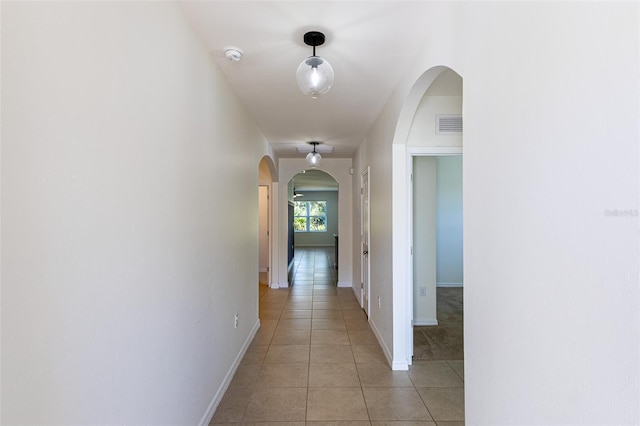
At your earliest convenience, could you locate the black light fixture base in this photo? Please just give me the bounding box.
[303,31,325,47]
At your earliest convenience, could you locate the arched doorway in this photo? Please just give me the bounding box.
[276,158,353,290]
[258,156,277,289]
[408,69,463,364]
[288,169,339,284]
[391,66,463,370]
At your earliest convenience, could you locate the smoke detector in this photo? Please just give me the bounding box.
[224,47,243,61]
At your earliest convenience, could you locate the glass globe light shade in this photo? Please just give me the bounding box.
[296,55,334,99]
[306,151,322,167]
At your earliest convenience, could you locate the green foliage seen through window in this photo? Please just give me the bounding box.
[294,201,327,232]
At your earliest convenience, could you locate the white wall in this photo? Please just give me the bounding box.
[458,4,638,423]
[436,156,463,286]
[277,159,352,288]
[407,96,463,148]
[359,1,639,424]
[1,2,271,424]
[412,157,438,325]
[258,186,269,272]
[352,118,397,366]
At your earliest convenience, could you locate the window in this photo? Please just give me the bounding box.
[294,201,327,232]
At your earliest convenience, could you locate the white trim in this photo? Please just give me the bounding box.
[352,285,363,305]
[360,166,371,314]
[412,318,439,326]
[337,281,352,288]
[437,282,463,288]
[199,319,261,426]
[369,317,397,369]
[270,182,280,288]
[406,148,415,365]
[392,359,410,370]
[267,183,273,289]
[402,146,462,365]
[276,281,288,289]
[407,146,463,156]
[392,144,411,370]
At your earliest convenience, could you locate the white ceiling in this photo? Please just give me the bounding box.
[178,1,437,159]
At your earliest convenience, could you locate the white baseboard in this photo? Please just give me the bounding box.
[337,281,351,288]
[352,286,363,305]
[368,318,395,369]
[392,359,410,370]
[273,282,288,289]
[437,282,463,287]
[413,318,438,326]
[363,315,410,371]
[199,319,260,426]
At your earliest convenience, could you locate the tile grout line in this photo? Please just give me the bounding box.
[218,248,465,425]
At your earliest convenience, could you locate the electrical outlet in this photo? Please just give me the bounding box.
[419,287,427,297]
[377,296,381,309]
[234,313,239,328]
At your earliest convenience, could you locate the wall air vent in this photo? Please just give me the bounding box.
[436,114,463,134]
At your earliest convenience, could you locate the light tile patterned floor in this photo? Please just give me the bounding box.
[211,247,465,425]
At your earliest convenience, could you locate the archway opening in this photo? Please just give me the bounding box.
[258,156,276,289]
[287,169,339,285]
[390,65,464,374]
[407,69,464,366]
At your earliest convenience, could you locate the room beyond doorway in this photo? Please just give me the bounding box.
[413,287,463,361]
[411,153,463,365]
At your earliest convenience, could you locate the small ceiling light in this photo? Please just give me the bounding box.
[224,46,243,61]
[296,31,334,99]
[306,141,322,167]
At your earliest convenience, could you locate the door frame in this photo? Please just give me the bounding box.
[406,146,462,365]
[360,167,371,314]
[258,185,271,285]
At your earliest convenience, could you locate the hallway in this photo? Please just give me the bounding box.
[211,247,465,425]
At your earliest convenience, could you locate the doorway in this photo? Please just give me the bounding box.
[411,155,463,361]
[392,66,463,368]
[258,156,276,289]
[360,167,370,315]
[288,169,339,283]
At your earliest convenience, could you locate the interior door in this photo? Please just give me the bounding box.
[361,168,370,315]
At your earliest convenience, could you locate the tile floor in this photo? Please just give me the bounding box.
[211,247,465,425]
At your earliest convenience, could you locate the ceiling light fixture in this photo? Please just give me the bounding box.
[305,141,322,167]
[296,31,334,99]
